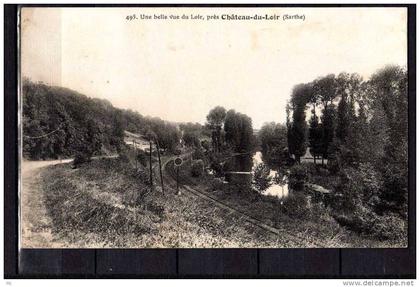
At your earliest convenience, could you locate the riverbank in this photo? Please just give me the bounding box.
[168,156,407,248]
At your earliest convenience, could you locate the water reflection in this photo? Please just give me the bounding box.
[225,151,289,199]
[253,151,289,199]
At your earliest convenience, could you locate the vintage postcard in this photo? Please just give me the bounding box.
[19,6,408,248]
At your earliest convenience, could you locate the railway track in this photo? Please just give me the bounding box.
[162,156,323,247]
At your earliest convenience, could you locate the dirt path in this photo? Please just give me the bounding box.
[20,156,117,248]
[20,159,73,248]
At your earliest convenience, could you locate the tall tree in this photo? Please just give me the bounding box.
[288,83,311,163]
[206,106,226,152]
[369,66,408,215]
[308,110,322,163]
[320,105,336,164]
[258,122,288,164]
[224,109,254,153]
[313,74,337,110]
[313,75,338,163]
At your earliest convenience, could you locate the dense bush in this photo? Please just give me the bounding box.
[288,164,309,190]
[329,165,406,240]
[370,212,407,241]
[334,209,406,240]
[136,151,148,167]
[252,163,272,191]
[208,153,224,177]
[331,165,381,212]
[281,192,309,219]
[201,140,210,151]
[72,152,92,168]
[192,148,205,161]
[191,160,204,177]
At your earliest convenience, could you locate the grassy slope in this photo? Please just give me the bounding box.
[41,158,289,248]
[39,157,406,248]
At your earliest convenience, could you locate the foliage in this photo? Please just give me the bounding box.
[328,165,406,240]
[258,122,288,165]
[320,105,336,161]
[288,164,309,190]
[192,148,205,161]
[136,151,148,167]
[288,84,310,162]
[72,152,92,168]
[180,122,204,148]
[22,80,182,160]
[285,65,408,237]
[252,163,272,191]
[182,131,201,148]
[191,160,205,177]
[281,192,310,219]
[22,81,120,160]
[206,106,226,152]
[207,178,225,192]
[201,139,211,151]
[208,152,225,177]
[224,109,255,153]
[308,110,323,161]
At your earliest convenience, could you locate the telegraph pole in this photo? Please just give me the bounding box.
[134,139,138,170]
[174,157,183,195]
[156,140,164,194]
[149,140,153,190]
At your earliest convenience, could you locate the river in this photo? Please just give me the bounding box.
[224,151,289,199]
[252,151,289,199]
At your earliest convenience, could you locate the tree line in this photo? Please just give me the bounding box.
[22,79,181,160]
[285,65,408,218]
[205,106,256,154]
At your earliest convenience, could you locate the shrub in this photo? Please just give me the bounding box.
[209,153,224,177]
[253,163,272,191]
[371,212,407,241]
[288,164,308,190]
[334,209,406,240]
[72,152,91,168]
[330,165,407,240]
[331,165,382,212]
[207,178,225,192]
[192,148,205,161]
[136,151,148,167]
[281,192,309,219]
[191,160,204,177]
[201,140,210,151]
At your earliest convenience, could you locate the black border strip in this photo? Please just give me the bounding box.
[4,3,19,279]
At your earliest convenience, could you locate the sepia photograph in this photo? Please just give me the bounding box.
[19,6,408,248]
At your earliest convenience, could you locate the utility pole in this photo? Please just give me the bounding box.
[176,166,179,193]
[134,139,137,170]
[149,140,153,191]
[174,157,183,195]
[155,140,164,195]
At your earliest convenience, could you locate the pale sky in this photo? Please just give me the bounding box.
[21,7,407,128]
